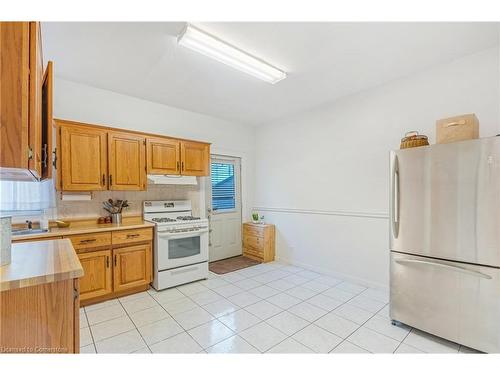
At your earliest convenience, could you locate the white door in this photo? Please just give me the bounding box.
[206,155,242,261]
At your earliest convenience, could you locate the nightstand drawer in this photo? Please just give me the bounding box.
[243,224,264,238]
[244,234,264,250]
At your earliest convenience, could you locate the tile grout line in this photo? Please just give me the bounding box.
[302,287,378,353]
[89,294,173,352]
[80,308,98,353]
[116,296,157,353]
[340,301,399,353]
[329,340,368,353]
[392,327,414,353]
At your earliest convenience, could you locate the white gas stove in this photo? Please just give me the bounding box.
[144,200,209,290]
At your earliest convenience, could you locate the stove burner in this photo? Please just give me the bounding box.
[152,217,177,223]
[177,215,201,221]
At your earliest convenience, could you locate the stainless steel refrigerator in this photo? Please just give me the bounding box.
[389,136,500,353]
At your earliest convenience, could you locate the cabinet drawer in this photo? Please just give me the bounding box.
[66,232,111,251]
[112,228,153,245]
[243,225,264,238]
[244,234,264,250]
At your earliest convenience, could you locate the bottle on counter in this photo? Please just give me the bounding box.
[40,210,49,231]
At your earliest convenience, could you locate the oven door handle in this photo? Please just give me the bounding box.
[157,229,208,240]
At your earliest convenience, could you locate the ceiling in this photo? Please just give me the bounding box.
[42,22,499,126]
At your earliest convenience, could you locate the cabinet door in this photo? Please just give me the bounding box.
[0,22,30,171]
[60,125,108,191]
[113,243,151,292]
[180,141,210,176]
[146,137,180,175]
[108,132,146,190]
[28,22,43,179]
[41,61,53,179]
[78,250,113,301]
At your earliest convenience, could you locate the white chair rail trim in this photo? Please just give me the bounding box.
[253,206,389,219]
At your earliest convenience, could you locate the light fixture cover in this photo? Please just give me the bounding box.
[178,24,287,84]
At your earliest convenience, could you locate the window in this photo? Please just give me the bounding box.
[211,162,235,211]
[0,179,56,216]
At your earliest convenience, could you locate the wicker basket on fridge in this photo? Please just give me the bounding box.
[400,131,429,149]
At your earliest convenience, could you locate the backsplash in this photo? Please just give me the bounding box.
[55,183,202,220]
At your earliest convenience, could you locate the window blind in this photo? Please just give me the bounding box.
[0,179,56,216]
[211,162,235,210]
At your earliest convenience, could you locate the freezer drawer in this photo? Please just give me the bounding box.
[390,252,500,353]
[390,137,500,267]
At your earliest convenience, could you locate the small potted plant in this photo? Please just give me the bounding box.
[252,212,259,224]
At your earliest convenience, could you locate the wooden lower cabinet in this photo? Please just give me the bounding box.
[66,228,153,305]
[0,278,79,353]
[113,243,152,293]
[78,249,112,301]
[12,227,153,306]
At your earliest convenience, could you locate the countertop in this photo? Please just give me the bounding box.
[11,217,154,241]
[0,239,83,292]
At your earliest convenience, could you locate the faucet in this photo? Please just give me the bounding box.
[26,220,33,230]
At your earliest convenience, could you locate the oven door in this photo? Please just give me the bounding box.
[157,229,209,270]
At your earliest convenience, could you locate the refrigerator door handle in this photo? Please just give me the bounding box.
[395,258,492,279]
[392,155,400,238]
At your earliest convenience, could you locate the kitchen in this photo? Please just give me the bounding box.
[1,3,500,370]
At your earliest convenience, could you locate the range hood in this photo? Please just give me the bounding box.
[147,175,198,185]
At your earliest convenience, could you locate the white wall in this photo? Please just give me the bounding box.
[53,78,256,221]
[254,47,500,288]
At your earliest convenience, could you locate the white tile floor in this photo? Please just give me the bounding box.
[79,261,481,354]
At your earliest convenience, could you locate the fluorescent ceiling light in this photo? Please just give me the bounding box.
[178,24,287,84]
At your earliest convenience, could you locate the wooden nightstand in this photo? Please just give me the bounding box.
[242,223,275,263]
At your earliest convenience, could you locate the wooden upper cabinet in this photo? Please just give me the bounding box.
[56,120,210,189]
[60,125,108,191]
[113,244,151,293]
[146,137,180,175]
[41,61,53,179]
[0,22,50,181]
[28,22,43,179]
[180,141,210,176]
[108,131,146,190]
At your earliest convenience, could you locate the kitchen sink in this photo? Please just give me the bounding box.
[12,228,49,236]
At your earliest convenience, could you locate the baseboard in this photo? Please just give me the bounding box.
[275,255,389,291]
